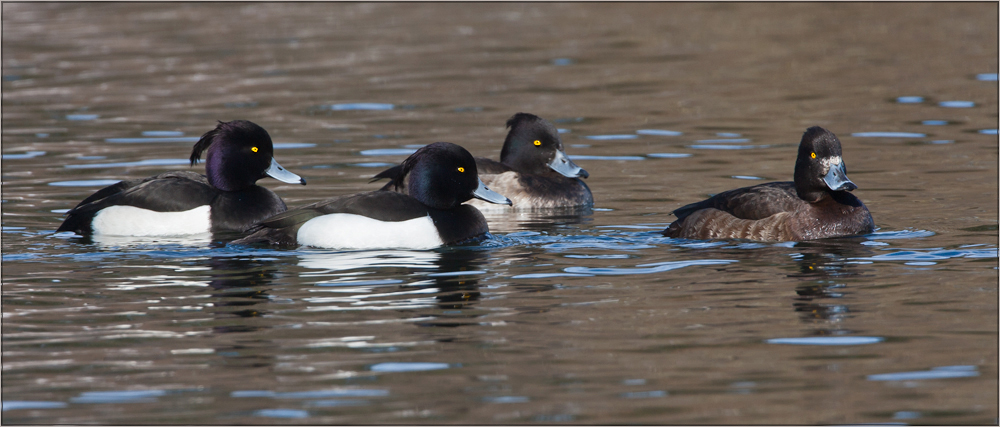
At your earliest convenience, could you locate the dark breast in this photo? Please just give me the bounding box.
[210,186,288,233]
[427,204,490,244]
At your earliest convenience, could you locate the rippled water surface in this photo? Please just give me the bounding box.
[2,3,997,424]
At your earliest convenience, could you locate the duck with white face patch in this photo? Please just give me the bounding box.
[663,126,874,242]
[467,113,593,210]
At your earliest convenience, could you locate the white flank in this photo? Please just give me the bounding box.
[296,213,444,250]
[91,205,211,236]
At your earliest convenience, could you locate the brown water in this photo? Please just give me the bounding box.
[2,3,997,424]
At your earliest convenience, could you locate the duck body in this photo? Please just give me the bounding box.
[236,142,511,249]
[471,157,593,209]
[236,190,490,249]
[664,181,873,241]
[663,126,874,242]
[56,120,305,237]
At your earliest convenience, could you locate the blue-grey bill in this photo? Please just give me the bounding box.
[548,149,589,179]
[473,179,512,205]
[823,162,856,191]
[266,158,307,185]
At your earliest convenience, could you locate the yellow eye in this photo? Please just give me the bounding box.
[533,140,541,146]
[251,147,258,153]
[810,152,816,159]
[457,167,465,173]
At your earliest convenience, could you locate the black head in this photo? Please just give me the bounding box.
[389,142,510,209]
[794,126,858,202]
[190,120,305,192]
[500,113,588,179]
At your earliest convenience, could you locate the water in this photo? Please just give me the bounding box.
[2,3,997,425]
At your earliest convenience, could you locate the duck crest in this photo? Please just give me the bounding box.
[189,121,225,166]
[369,142,444,193]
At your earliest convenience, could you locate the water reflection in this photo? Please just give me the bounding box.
[787,239,874,328]
[425,249,488,313]
[479,207,594,234]
[295,248,490,320]
[206,256,279,325]
[88,232,214,249]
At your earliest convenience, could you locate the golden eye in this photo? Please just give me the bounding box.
[251,147,259,153]
[533,140,541,146]
[810,152,816,159]
[457,167,465,173]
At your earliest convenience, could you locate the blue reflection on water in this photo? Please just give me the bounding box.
[636,129,683,136]
[939,101,975,108]
[564,259,736,276]
[893,411,921,420]
[274,142,317,149]
[852,248,998,262]
[647,153,691,158]
[49,179,122,187]
[689,144,768,150]
[851,132,925,138]
[696,138,751,143]
[141,131,184,137]
[621,390,667,399]
[232,388,389,398]
[483,396,530,403]
[766,336,884,345]
[66,114,98,121]
[105,137,201,144]
[320,103,394,111]
[868,365,978,381]
[569,155,645,161]
[868,229,935,239]
[65,159,189,169]
[225,101,259,108]
[304,399,369,407]
[977,73,998,81]
[370,362,450,372]
[359,148,418,156]
[896,96,924,103]
[921,120,948,126]
[253,409,309,418]
[2,151,46,159]
[2,401,68,411]
[70,390,166,404]
[585,134,638,140]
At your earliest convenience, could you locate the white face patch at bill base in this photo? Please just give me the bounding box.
[820,155,843,171]
[296,213,444,249]
[91,205,211,236]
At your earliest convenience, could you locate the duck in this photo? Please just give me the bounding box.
[662,126,874,242]
[56,120,306,237]
[234,142,511,249]
[469,113,593,209]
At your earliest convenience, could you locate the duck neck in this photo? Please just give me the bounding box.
[206,152,255,192]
